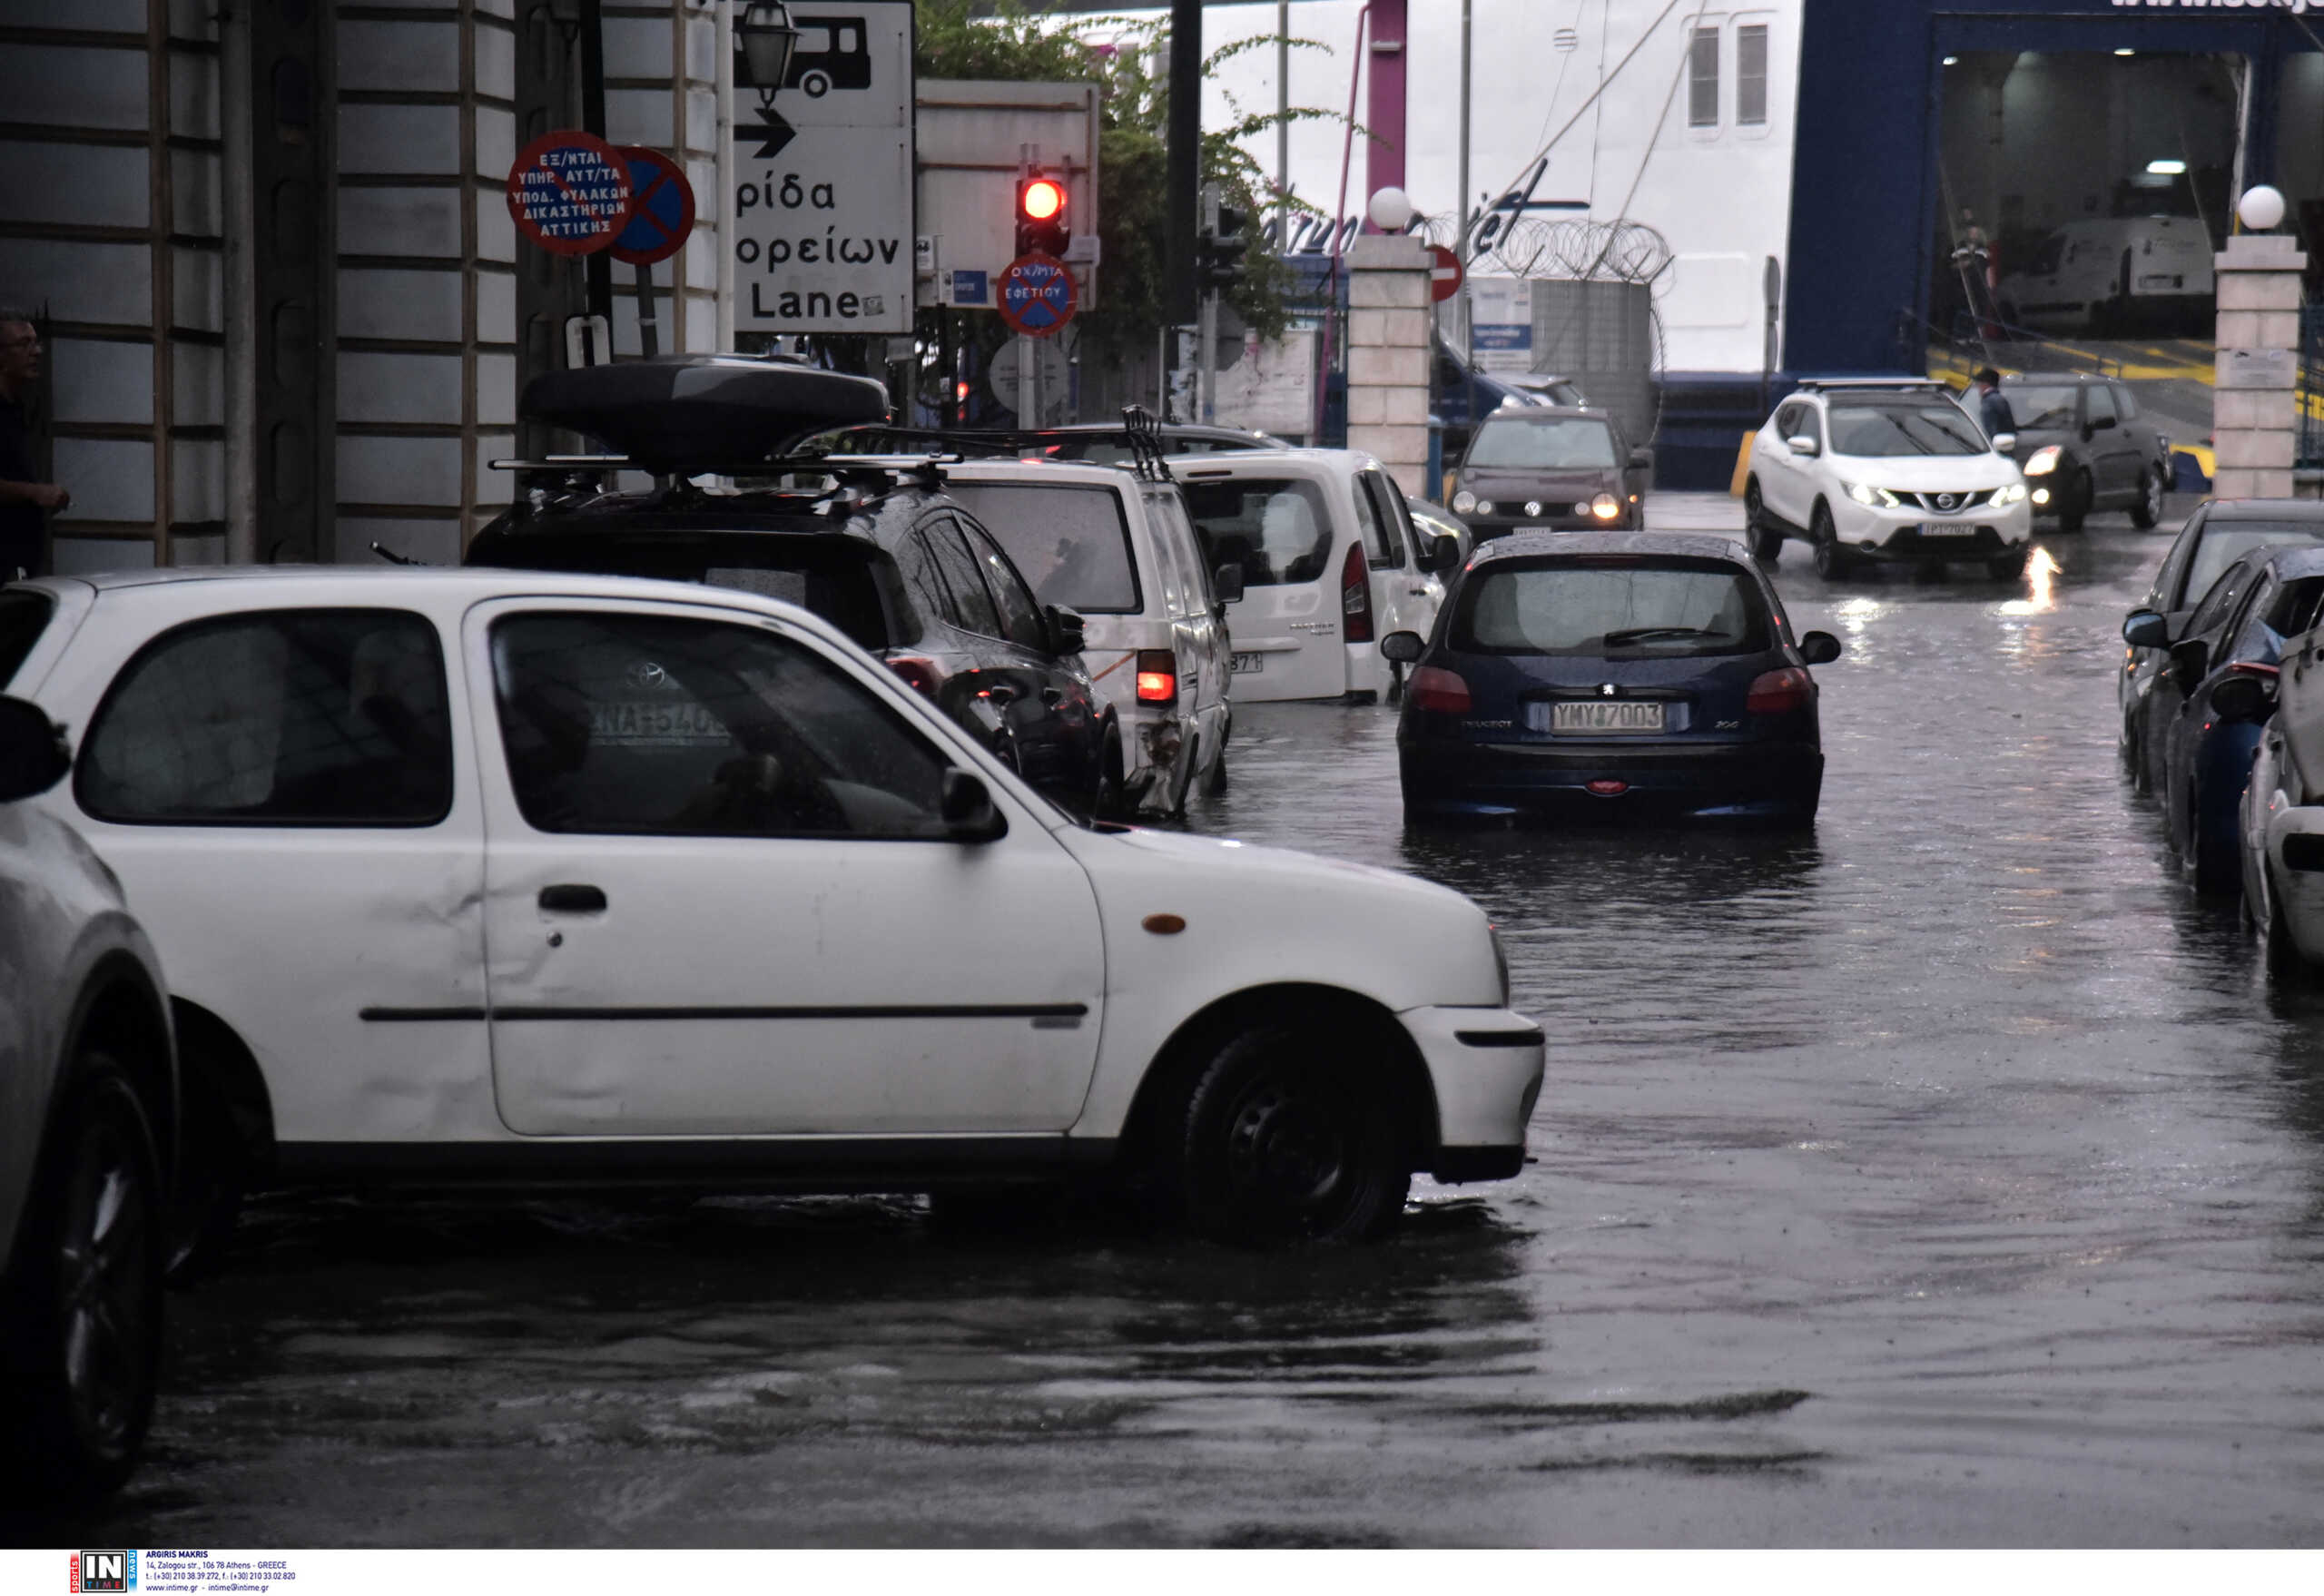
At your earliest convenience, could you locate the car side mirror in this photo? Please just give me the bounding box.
[1421,533,1462,575]
[1211,562,1246,606]
[940,767,1008,842]
[2122,609,2171,650]
[1798,630,1842,666]
[1629,447,1654,470]
[1380,630,1427,665]
[1992,432,2017,454]
[2211,673,2277,725]
[1787,434,1819,458]
[2091,415,2117,432]
[1044,604,1087,655]
[0,696,69,803]
[2169,637,2209,685]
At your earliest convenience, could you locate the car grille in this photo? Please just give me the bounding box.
[1898,489,1994,514]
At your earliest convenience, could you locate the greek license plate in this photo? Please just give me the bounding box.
[1546,700,1665,734]
[1231,652,1265,674]
[1915,522,1974,537]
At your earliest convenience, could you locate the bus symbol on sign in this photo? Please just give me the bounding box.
[735,13,873,97]
[74,1552,134,1592]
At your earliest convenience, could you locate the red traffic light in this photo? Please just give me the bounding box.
[1019,177,1066,222]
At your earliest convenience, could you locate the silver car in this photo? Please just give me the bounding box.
[0,690,176,1501]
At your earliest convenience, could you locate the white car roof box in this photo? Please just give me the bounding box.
[520,355,890,473]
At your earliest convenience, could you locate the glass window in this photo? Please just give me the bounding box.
[78,609,451,827]
[889,527,959,635]
[1181,477,1334,588]
[1452,558,1770,658]
[0,589,54,689]
[1827,402,1984,458]
[490,612,952,839]
[2184,525,2324,607]
[962,522,1051,652]
[2004,385,2081,431]
[1737,25,1769,125]
[945,482,1140,614]
[1688,26,1719,128]
[1466,416,1620,469]
[1363,473,1412,566]
[1151,490,1212,611]
[2228,576,2285,665]
[2085,384,2117,426]
[922,516,1000,637]
[2185,563,2254,639]
[2113,383,2140,421]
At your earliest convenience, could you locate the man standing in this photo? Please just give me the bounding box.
[1973,366,2014,444]
[0,314,66,579]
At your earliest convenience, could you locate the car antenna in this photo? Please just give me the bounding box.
[369,540,425,566]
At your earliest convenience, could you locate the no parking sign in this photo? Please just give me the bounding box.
[997,253,1077,337]
[610,145,696,267]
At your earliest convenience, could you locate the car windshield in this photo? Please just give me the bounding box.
[1453,557,1770,656]
[1827,402,1987,458]
[1180,477,1334,588]
[2004,386,2081,430]
[1465,417,1618,470]
[2186,526,2324,608]
[944,482,1139,613]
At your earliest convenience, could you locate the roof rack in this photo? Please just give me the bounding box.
[811,405,1179,485]
[1791,377,1947,393]
[484,451,957,523]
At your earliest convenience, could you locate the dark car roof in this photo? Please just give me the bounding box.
[2200,498,2324,525]
[2242,546,2324,581]
[1470,530,1749,566]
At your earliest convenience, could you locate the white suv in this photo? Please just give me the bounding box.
[3,567,1541,1246]
[1745,379,2032,580]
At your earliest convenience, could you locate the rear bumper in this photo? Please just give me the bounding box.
[1402,736,1822,820]
[2267,803,2324,961]
[1399,1005,1543,1181]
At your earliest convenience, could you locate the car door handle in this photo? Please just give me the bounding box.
[538,884,607,913]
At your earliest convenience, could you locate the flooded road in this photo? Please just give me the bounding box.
[19,497,2324,1547]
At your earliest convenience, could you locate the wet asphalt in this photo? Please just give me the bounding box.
[19,493,2324,1548]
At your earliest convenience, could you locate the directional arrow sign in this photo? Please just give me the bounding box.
[748,105,796,161]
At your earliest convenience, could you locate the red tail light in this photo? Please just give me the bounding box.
[886,655,943,696]
[1408,665,1472,714]
[2228,662,2281,680]
[1746,665,1814,714]
[1585,779,1629,796]
[1136,647,1178,704]
[1342,541,1374,644]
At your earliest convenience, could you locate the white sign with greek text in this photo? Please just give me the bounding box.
[731,1,915,335]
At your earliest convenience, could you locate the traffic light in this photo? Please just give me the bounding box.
[1196,192,1250,293]
[1015,171,1069,259]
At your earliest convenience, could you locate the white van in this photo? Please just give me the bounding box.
[1995,216,2215,335]
[1173,449,1460,704]
[943,458,1232,817]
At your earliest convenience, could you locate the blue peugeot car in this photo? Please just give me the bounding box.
[1384,531,1843,827]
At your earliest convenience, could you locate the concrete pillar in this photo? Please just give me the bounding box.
[1344,233,1432,495]
[2212,233,2308,501]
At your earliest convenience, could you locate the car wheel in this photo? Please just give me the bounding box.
[2192,775,2242,897]
[1,1053,166,1502]
[2266,869,2315,985]
[1986,548,2029,581]
[1810,503,1850,579]
[2130,466,2164,530]
[1091,723,1127,821]
[1745,479,1781,563]
[1177,1023,1409,1246]
[2057,468,2092,533]
[1201,742,1229,796]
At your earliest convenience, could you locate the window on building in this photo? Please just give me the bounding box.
[1688,26,1719,129]
[1737,25,1769,126]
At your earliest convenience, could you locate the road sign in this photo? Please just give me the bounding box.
[997,253,1076,337]
[988,334,1068,400]
[506,130,634,256]
[608,146,695,267]
[913,79,1101,311]
[1428,244,1466,304]
[732,0,914,335]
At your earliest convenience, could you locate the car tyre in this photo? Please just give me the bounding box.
[1986,548,2029,581]
[1,1053,166,1502]
[2130,466,2164,530]
[2057,468,2092,533]
[1745,479,1781,564]
[1177,1022,1409,1246]
[1202,743,1228,796]
[1809,503,1850,579]
[2191,776,2241,897]
[2266,869,2315,985]
[1091,722,1127,821]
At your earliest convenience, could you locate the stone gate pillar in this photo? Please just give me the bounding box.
[1344,234,1433,496]
[2213,232,2308,501]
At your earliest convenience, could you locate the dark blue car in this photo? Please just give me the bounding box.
[1384,532,1842,827]
[2123,544,2324,895]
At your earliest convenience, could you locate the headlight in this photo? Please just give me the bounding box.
[1845,481,1900,508]
[1994,482,2027,506]
[1473,499,1494,517]
[1452,489,1476,515]
[2024,445,2062,476]
[1590,492,1620,518]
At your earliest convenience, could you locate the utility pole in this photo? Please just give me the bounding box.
[577,0,614,331]
[1459,0,1473,386]
[1276,0,1291,239]
[1197,184,1220,423]
[1167,0,1202,336]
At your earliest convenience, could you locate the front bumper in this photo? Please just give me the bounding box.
[1467,510,1636,541]
[1399,1004,1544,1180]
[2267,803,2324,963]
[1402,736,1824,821]
[1827,495,2031,560]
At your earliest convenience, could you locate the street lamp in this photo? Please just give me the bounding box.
[1367,185,1416,234]
[2238,185,2287,232]
[739,2,799,101]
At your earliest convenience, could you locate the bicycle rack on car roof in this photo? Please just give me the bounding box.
[816,406,1182,487]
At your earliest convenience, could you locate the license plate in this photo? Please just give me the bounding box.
[589,699,729,745]
[1231,652,1265,674]
[1915,522,1974,537]
[1547,700,1664,734]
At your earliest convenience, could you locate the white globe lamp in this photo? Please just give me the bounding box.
[2237,185,2287,232]
[1366,186,1416,234]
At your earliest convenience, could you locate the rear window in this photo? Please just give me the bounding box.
[1465,417,1618,469]
[2186,526,2324,608]
[0,589,54,689]
[944,482,1140,614]
[1453,557,1770,657]
[1181,477,1334,588]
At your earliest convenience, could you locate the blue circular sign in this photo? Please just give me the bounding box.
[610,145,696,267]
[998,253,1077,337]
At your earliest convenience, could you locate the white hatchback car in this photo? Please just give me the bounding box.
[942,458,1233,817]
[3,568,1541,1246]
[1175,450,1461,704]
[0,685,175,1502]
[1745,379,2033,580]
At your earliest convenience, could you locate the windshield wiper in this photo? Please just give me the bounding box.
[1604,626,1716,646]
